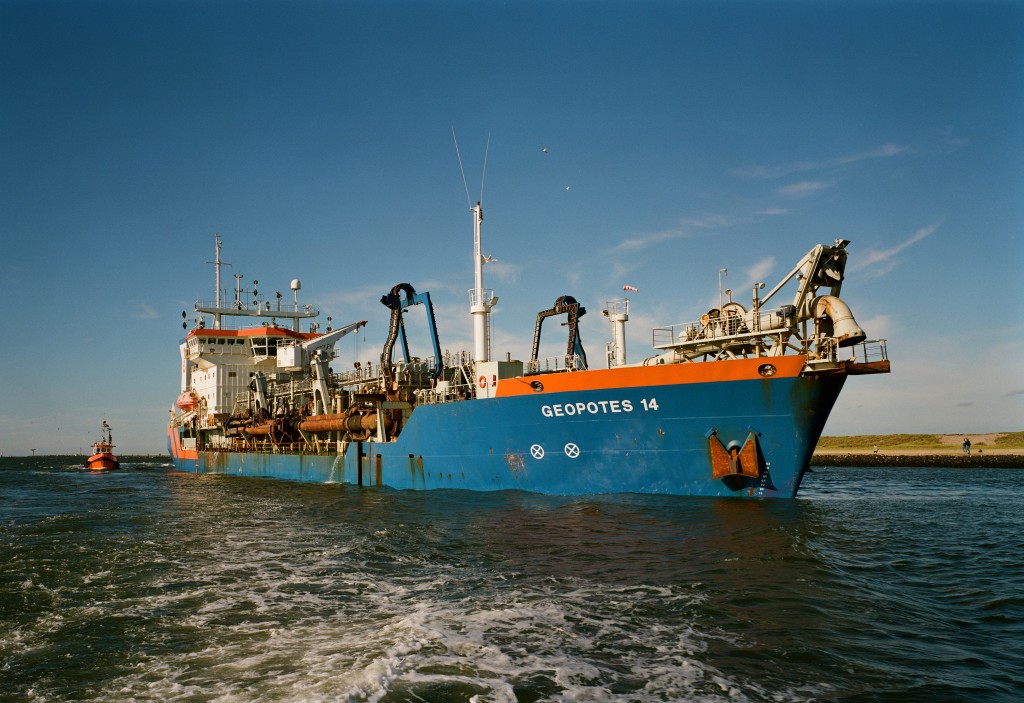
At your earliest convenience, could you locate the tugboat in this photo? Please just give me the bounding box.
[85,421,120,470]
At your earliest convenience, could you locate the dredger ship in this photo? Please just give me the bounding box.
[167,206,890,497]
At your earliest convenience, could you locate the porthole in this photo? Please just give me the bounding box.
[758,363,777,377]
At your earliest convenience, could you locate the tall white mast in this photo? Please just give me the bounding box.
[215,234,222,307]
[604,299,630,367]
[213,233,223,329]
[470,202,498,362]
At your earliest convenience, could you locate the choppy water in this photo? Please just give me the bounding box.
[1,457,1022,702]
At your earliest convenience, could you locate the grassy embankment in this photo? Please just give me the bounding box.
[812,431,1024,467]
[815,432,1024,452]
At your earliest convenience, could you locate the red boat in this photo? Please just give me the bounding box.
[85,421,120,470]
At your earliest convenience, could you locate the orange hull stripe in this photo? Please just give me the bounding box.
[168,425,198,461]
[494,355,806,397]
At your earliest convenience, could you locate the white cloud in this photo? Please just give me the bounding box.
[486,260,522,284]
[831,143,909,166]
[607,213,743,255]
[744,256,776,287]
[851,221,942,277]
[607,227,693,255]
[129,302,159,319]
[734,143,910,180]
[610,260,642,285]
[777,180,833,197]
[856,313,893,340]
[937,125,970,149]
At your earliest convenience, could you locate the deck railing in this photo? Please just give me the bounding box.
[850,339,888,364]
[525,353,586,375]
[652,306,795,350]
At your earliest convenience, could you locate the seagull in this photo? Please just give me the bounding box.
[542,147,549,154]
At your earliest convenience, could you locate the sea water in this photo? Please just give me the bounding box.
[1,457,1021,702]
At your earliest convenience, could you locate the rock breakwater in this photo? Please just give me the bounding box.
[811,453,1024,468]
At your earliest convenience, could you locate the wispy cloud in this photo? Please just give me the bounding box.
[607,213,742,255]
[857,314,892,340]
[753,207,789,216]
[607,227,694,255]
[777,180,833,197]
[710,257,776,311]
[829,143,909,167]
[611,259,642,285]
[487,260,522,284]
[734,143,910,179]
[851,221,943,277]
[744,256,776,287]
[129,302,159,319]
[937,125,970,150]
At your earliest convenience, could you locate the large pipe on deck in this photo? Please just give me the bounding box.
[242,422,278,436]
[813,295,866,347]
[297,411,393,434]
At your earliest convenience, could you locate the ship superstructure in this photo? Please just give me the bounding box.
[169,216,889,497]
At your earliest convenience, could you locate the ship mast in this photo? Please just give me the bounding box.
[603,298,630,367]
[212,233,223,329]
[470,201,498,362]
[196,237,317,331]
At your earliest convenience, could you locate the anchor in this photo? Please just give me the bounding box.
[708,430,763,480]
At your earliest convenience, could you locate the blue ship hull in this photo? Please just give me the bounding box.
[168,367,846,498]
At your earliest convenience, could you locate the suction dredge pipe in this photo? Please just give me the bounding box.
[239,409,395,440]
[812,295,866,347]
[241,422,278,437]
[296,410,394,435]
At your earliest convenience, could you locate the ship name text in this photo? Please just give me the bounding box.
[540,398,660,418]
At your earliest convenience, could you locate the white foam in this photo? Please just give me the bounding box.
[5,483,794,703]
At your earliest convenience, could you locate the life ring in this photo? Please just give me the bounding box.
[478,375,486,389]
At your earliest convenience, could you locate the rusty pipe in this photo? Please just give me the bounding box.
[298,411,393,434]
[812,295,866,347]
[242,422,278,436]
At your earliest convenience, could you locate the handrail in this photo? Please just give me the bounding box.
[850,339,888,363]
[653,306,796,350]
[525,353,585,375]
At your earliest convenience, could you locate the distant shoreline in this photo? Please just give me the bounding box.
[811,452,1024,468]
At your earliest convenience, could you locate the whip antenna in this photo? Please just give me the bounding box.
[452,126,472,209]
[479,132,491,204]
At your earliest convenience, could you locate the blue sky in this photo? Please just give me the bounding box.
[1,0,1021,455]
